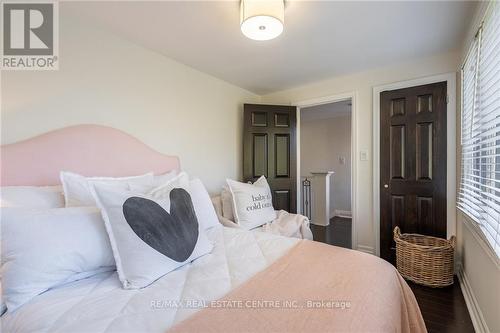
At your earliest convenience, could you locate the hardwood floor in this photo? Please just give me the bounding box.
[310,216,352,249]
[408,277,474,333]
[311,220,474,332]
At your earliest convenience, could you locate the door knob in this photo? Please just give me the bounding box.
[384,184,389,188]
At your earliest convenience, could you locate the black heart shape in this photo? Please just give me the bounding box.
[122,188,199,262]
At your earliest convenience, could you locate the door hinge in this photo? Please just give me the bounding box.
[446,94,449,104]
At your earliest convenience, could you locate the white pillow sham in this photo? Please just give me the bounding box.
[128,170,179,193]
[149,172,190,197]
[0,281,5,316]
[60,171,154,207]
[92,183,213,289]
[0,185,64,208]
[220,186,235,221]
[1,207,115,312]
[186,179,220,230]
[152,170,177,187]
[149,173,220,230]
[226,176,276,230]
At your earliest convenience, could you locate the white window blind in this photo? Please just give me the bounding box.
[458,1,500,258]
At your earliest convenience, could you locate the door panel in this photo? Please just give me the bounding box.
[275,134,290,177]
[417,197,434,232]
[391,195,405,230]
[251,112,267,126]
[417,94,433,113]
[274,190,291,211]
[390,125,406,179]
[252,134,268,177]
[274,113,290,127]
[416,123,433,180]
[244,104,297,213]
[391,97,406,116]
[380,82,447,263]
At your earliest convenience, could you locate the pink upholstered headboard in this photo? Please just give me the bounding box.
[0,125,180,186]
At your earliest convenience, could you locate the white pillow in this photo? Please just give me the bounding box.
[91,183,213,289]
[226,176,276,230]
[153,170,177,187]
[1,207,115,312]
[221,186,235,221]
[187,179,220,229]
[149,174,219,230]
[0,281,5,316]
[0,185,64,208]
[60,171,154,207]
[148,172,190,197]
[126,170,179,193]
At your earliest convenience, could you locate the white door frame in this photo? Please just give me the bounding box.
[293,91,358,250]
[372,72,457,257]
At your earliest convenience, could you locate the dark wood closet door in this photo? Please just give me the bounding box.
[380,82,447,263]
[243,104,297,213]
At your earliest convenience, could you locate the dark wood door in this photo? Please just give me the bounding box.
[380,82,447,262]
[243,104,297,213]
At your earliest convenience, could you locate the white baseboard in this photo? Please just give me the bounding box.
[334,210,352,218]
[457,264,490,333]
[357,245,375,255]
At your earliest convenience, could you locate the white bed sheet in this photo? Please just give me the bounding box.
[1,226,298,333]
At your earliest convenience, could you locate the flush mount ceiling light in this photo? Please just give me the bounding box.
[240,0,284,41]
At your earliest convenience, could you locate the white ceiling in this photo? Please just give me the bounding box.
[65,1,477,95]
[301,99,351,122]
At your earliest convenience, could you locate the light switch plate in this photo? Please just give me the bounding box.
[360,150,369,161]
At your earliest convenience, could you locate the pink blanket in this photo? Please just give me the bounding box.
[170,240,426,333]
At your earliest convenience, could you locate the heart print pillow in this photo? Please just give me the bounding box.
[91,183,213,289]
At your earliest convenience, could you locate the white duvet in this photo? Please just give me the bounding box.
[1,226,298,333]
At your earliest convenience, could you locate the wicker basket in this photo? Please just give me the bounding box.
[393,226,455,288]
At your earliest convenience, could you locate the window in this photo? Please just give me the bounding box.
[458,1,500,258]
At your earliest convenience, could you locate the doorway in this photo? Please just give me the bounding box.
[298,97,355,249]
[378,81,448,263]
[373,73,457,258]
[243,104,297,213]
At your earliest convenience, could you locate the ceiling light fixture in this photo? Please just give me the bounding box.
[240,0,284,41]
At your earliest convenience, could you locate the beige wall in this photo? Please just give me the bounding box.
[301,115,351,216]
[0,10,259,194]
[455,2,500,332]
[457,214,500,333]
[262,51,460,251]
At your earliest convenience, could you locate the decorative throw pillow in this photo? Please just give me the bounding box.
[152,170,177,187]
[148,172,190,197]
[186,179,220,229]
[149,173,220,230]
[126,170,180,193]
[226,176,276,230]
[1,207,115,312]
[0,185,64,208]
[91,183,213,289]
[60,171,155,207]
[0,282,5,316]
[220,186,235,221]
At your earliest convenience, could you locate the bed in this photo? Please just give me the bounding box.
[1,125,426,333]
